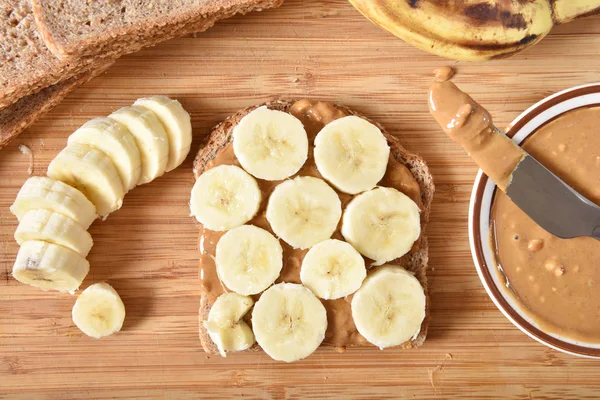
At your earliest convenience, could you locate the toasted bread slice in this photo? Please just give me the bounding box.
[193,100,434,355]
[0,60,114,148]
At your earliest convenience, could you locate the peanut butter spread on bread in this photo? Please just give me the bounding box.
[199,100,423,347]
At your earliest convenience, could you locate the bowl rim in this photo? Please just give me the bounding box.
[468,82,600,359]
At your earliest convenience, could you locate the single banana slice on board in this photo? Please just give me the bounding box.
[252,283,327,362]
[134,96,192,172]
[10,176,97,229]
[190,165,261,231]
[203,292,255,357]
[266,176,341,249]
[351,266,426,349]
[72,282,126,339]
[232,106,309,181]
[314,115,390,194]
[15,209,93,257]
[12,240,90,293]
[47,143,125,218]
[215,225,283,295]
[300,239,366,300]
[342,187,420,265]
[68,117,142,191]
[108,105,169,185]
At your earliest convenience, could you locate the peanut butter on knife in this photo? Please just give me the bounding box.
[428,67,525,191]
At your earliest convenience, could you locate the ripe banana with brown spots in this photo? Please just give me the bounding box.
[347,0,600,61]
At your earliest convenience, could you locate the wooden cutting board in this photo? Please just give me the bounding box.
[1,1,600,398]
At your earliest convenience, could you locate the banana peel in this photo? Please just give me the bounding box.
[348,0,600,61]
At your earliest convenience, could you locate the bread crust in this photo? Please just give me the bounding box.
[194,100,434,355]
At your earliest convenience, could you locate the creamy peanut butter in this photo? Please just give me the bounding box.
[492,106,600,343]
[199,100,423,347]
[433,66,454,82]
[428,68,526,190]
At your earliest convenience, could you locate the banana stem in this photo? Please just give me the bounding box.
[552,0,600,25]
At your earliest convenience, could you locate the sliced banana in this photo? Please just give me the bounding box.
[10,176,97,229]
[266,176,341,249]
[68,117,142,191]
[351,266,426,349]
[314,115,390,194]
[203,292,255,357]
[233,106,309,181]
[72,282,126,339]
[252,283,327,362]
[215,225,283,295]
[300,239,366,300]
[134,96,192,172]
[342,187,420,265]
[12,240,90,293]
[47,143,125,218]
[108,105,169,185]
[190,165,261,231]
[15,209,93,257]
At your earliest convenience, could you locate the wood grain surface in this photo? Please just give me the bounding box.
[1,1,600,398]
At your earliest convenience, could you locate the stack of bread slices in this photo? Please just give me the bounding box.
[0,0,283,147]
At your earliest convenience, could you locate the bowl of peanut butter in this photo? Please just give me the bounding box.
[469,83,600,357]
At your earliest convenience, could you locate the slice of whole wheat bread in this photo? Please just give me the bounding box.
[0,60,114,148]
[193,100,434,355]
[1,0,282,110]
[0,0,116,109]
[32,0,283,59]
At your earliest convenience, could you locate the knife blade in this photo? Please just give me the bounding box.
[506,154,600,240]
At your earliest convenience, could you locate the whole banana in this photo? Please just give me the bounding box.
[348,0,600,61]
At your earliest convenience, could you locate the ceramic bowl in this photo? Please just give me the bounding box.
[469,82,600,358]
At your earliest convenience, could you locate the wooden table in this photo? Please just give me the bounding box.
[1,1,600,398]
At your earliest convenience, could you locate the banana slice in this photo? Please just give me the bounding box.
[134,96,192,172]
[232,106,309,181]
[266,176,341,249]
[314,115,390,194]
[203,292,255,357]
[47,143,125,218]
[252,283,327,362]
[12,240,90,293]
[72,282,126,339]
[300,239,366,300]
[108,105,169,185]
[215,225,283,295]
[10,176,97,229]
[190,165,261,231]
[15,209,93,257]
[68,117,142,191]
[351,265,426,349]
[342,187,420,265]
